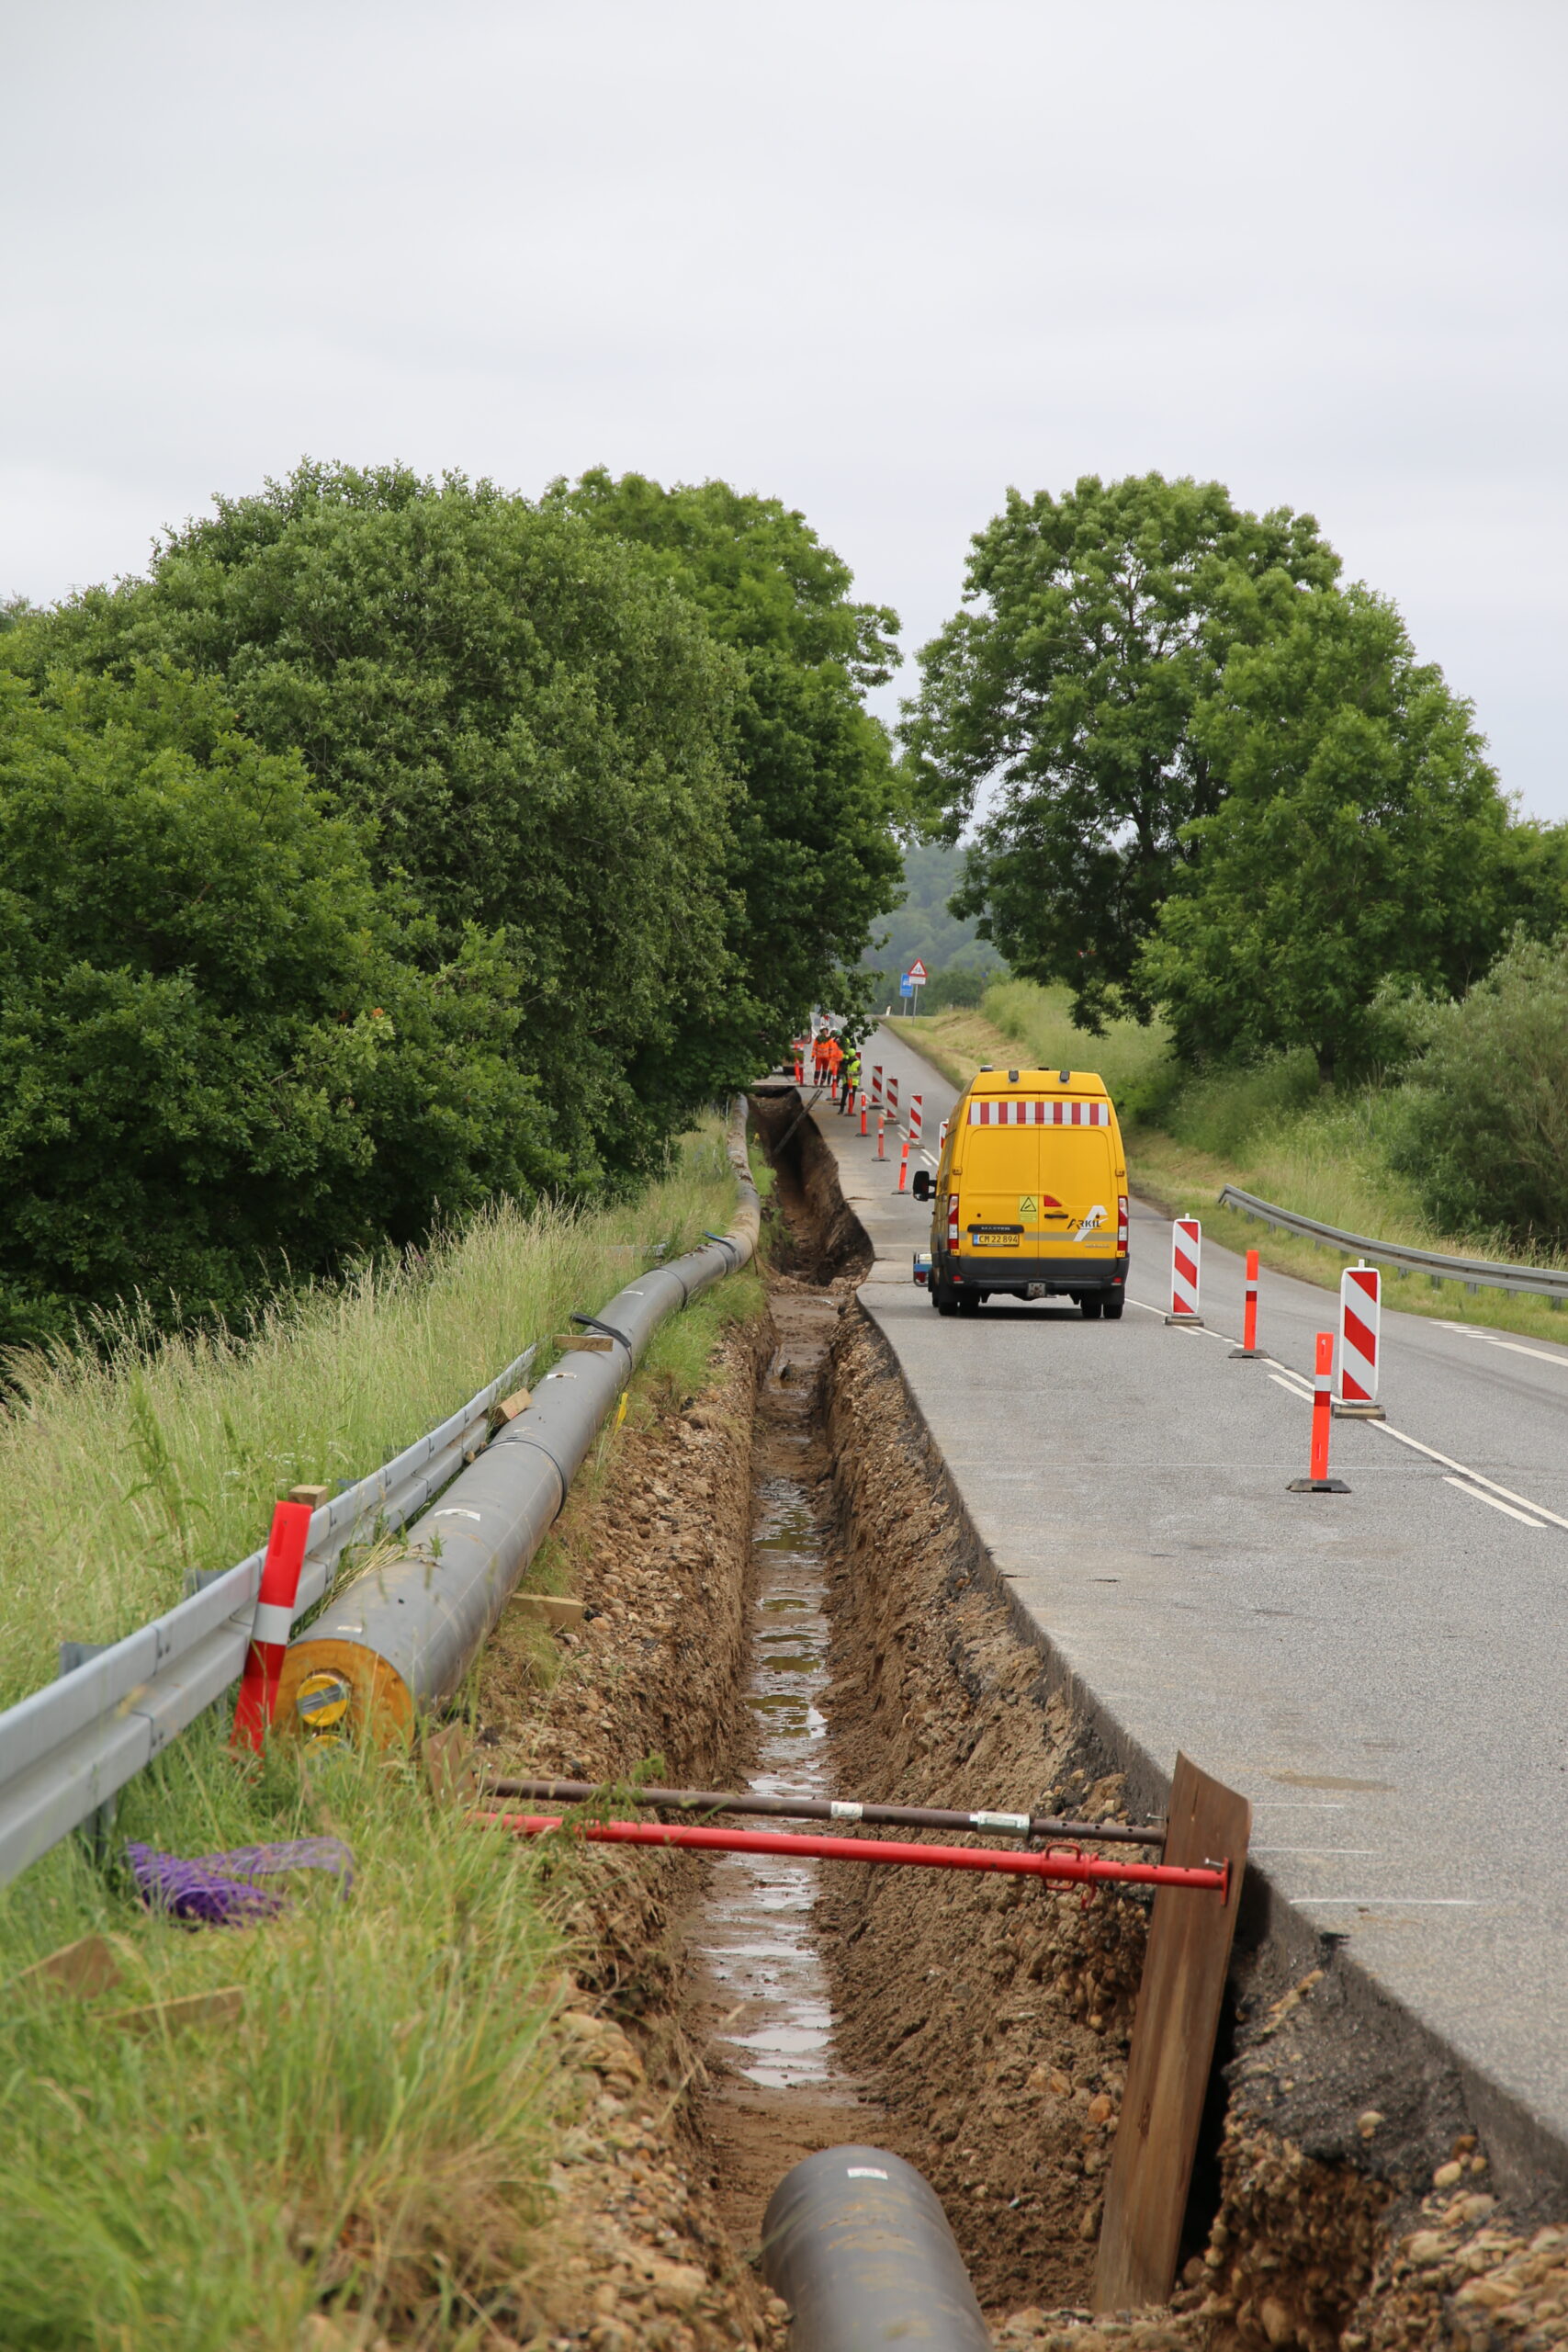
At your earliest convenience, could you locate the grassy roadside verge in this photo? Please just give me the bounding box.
[0,1119,741,1713]
[0,1135,771,2352]
[900,999,1568,1346]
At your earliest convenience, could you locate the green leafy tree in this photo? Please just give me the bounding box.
[899,473,1339,1028]
[13,464,743,1181]
[1138,587,1517,1080]
[1390,935,1568,1242]
[0,663,557,1345]
[545,469,905,1063]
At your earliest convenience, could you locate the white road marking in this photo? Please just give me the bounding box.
[1269,1372,1313,1399]
[1438,1320,1568,1370]
[1252,1847,1379,1856]
[1441,1476,1545,1529]
[1295,1897,1482,1907]
[1368,1420,1568,1531]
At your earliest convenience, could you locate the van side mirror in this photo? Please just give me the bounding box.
[911,1170,932,1201]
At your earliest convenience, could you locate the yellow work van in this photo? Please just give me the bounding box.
[912,1065,1129,1318]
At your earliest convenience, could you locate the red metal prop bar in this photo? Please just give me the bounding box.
[479,1814,1231,1898]
[480,1774,1166,1849]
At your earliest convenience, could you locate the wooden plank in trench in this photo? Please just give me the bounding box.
[1093,1753,1251,2314]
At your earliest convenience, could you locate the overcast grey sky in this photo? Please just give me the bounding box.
[6,2,1565,811]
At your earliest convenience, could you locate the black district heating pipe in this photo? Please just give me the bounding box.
[761,2146,990,2352]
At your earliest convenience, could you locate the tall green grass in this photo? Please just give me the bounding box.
[0,1122,739,1712]
[0,1736,567,2351]
[0,1125,765,2350]
[980,979,1177,1117]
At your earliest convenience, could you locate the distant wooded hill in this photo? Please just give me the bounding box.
[863,841,1007,982]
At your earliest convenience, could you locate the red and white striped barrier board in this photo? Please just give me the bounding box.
[1337,1263,1382,1405]
[938,1117,949,1151]
[888,1075,900,1118]
[231,1498,312,1750]
[1168,1217,1201,1322]
[966,1099,1110,1126]
[871,1065,882,1106]
[909,1094,923,1142]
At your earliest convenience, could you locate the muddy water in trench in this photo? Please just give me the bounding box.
[690,1288,872,2248]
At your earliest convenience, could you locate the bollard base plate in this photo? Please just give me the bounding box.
[1228,1347,1264,1359]
[1286,1477,1351,1493]
[1332,1401,1386,1419]
[1164,1315,1205,1327]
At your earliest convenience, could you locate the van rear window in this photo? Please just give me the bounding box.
[966,1100,1110,1126]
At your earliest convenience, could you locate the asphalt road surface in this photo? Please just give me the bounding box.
[806,1022,1568,2205]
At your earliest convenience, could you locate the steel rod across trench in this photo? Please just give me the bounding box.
[478,1813,1229,1894]
[481,1774,1166,1849]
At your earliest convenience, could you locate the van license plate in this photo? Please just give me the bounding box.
[971,1229,1021,1247]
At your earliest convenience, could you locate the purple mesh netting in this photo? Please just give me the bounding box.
[127,1837,355,1927]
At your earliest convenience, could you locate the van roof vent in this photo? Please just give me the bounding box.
[1008,1069,1019,1083]
[1058,1068,1072,1083]
[979,1064,994,1072]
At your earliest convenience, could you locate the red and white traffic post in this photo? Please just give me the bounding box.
[909,1094,923,1144]
[231,1498,313,1750]
[1288,1332,1351,1493]
[870,1064,882,1107]
[888,1074,899,1121]
[1230,1248,1263,1359]
[1166,1218,1202,1325]
[1335,1263,1384,1418]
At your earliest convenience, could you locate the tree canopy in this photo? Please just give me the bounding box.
[0,663,554,1345]
[1138,586,1526,1080]
[545,469,906,1058]
[13,464,744,1182]
[899,472,1340,1028]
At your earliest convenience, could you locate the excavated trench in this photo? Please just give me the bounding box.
[701,1093,1568,2352]
[473,1091,1567,2349]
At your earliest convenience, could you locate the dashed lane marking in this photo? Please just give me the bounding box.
[1441,1476,1546,1529]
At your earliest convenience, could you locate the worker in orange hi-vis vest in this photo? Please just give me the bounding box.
[814,1033,829,1086]
[824,1032,843,1093]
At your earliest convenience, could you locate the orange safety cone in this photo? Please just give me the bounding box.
[1230,1249,1263,1358]
[1287,1333,1350,1493]
[231,1498,314,1750]
[897,1138,910,1193]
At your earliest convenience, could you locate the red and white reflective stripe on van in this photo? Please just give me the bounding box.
[947,1193,960,1248]
[966,1099,1109,1125]
[1117,1194,1129,1251]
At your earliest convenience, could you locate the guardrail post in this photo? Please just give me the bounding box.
[56,1643,116,1862]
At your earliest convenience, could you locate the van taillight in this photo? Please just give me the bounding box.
[1117,1193,1129,1250]
[947,1193,960,1247]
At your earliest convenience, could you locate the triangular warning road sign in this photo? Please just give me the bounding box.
[907,958,928,983]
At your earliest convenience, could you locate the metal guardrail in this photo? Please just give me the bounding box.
[1217,1184,1568,1306]
[0,1341,536,1886]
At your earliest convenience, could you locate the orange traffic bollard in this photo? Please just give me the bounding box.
[877,1114,886,1161]
[897,1138,910,1193]
[859,1093,868,1136]
[1287,1332,1350,1493]
[1231,1249,1263,1358]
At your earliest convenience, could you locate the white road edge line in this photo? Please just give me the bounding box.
[1268,1372,1312,1399]
[1294,1898,1483,1907]
[1441,1476,1546,1529]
